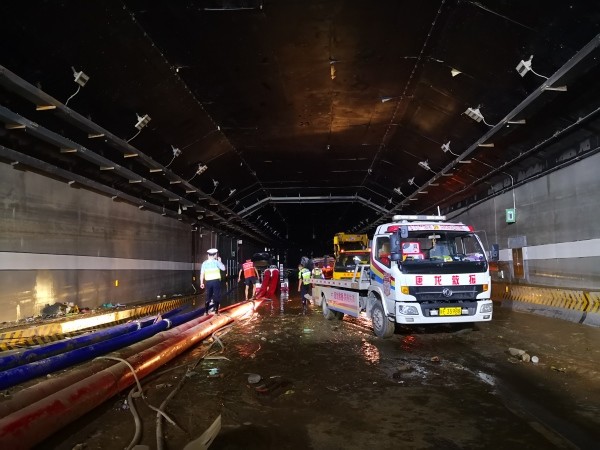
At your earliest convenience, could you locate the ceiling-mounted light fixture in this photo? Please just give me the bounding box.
[330,60,336,80]
[464,107,494,127]
[135,113,151,130]
[441,140,459,157]
[127,113,151,143]
[64,66,90,106]
[165,145,182,168]
[228,188,237,198]
[209,179,219,195]
[418,160,436,173]
[393,187,404,196]
[408,177,416,186]
[516,55,548,79]
[187,163,208,182]
[450,68,462,77]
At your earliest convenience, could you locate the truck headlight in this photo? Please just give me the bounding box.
[399,305,419,315]
[480,303,493,313]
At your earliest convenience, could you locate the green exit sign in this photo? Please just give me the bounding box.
[506,208,516,223]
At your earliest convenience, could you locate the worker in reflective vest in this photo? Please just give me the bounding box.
[200,248,226,314]
[297,261,312,307]
[311,264,323,279]
[238,259,259,300]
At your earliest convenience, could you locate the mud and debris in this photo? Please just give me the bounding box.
[35,290,600,449]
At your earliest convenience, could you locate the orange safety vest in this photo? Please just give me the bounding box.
[242,261,256,278]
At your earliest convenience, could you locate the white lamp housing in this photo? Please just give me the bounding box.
[73,70,89,87]
[418,160,431,171]
[135,114,151,130]
[516,55,533,77]
[464,107,484,122]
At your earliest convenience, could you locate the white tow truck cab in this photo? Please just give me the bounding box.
[311,215,493,338]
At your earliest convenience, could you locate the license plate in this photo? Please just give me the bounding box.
[440,307,462,316]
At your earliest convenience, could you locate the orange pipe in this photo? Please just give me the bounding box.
[0,314,212,418]
[0,300,261,449]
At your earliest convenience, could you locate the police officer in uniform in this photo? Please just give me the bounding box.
[200,248,226,314]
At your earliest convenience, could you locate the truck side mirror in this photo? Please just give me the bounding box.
[490,244,499,261]
[390,233,401,261]
[400,225,408,238]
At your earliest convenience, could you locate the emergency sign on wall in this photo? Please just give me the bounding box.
[505,208,516,223]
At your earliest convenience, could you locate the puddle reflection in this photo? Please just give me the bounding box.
[361,340,381,364]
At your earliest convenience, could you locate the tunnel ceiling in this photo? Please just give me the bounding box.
[1,1,600,251]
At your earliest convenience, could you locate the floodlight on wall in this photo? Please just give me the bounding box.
[65,67,90,106]
[516,55,548,79]
[464,107,494,127]
[165,145,182,168]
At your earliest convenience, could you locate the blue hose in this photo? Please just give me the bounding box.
[0,307,185,372]
[0,307,204,390]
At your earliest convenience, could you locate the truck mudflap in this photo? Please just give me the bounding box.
[394,299,493,324]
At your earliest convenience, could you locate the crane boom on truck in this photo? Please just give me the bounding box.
[312,215,493,338]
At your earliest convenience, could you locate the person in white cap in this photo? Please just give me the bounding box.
[200,248,225,314]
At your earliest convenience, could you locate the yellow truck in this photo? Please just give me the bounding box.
[333,232,369,259]
[332,232,370,280]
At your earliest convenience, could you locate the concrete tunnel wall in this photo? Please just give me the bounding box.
[450,150,600,326]
[2,146,599,324]
[454,151,600,292]
[0,164,197,323]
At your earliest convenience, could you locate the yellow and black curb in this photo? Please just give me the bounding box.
[492,282,600,326]
[0,296,196,352]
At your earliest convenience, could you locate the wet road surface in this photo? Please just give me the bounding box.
[42,287,600,449]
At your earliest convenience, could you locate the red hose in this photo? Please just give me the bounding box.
[0,300,261,449]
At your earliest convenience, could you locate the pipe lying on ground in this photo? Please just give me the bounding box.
[0,300,261,449]
[0,307,185,372]
[0,307,205,390]
[0,313,210,418]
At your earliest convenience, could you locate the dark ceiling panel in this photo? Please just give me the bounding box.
[1,0,600,251]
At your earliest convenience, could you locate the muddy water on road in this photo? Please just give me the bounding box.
[48,291,600,450]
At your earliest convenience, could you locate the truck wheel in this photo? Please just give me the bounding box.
[372,301,394,338]
[322,295,336,320]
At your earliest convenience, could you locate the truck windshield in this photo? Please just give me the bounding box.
[335,251,370,271]
[399,231,487,274]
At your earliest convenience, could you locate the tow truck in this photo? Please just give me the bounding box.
[311,215,493,338]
